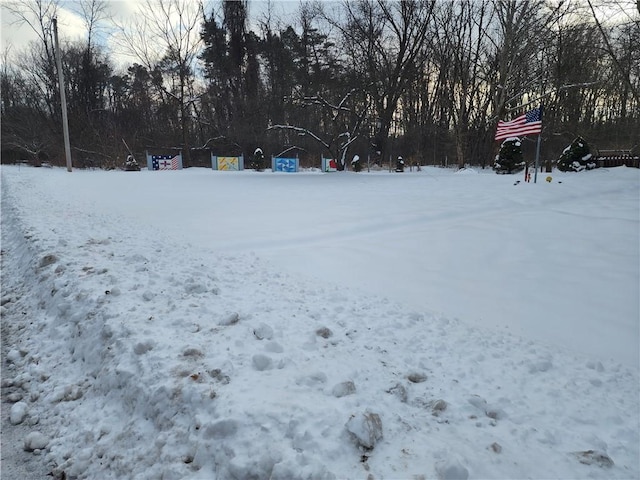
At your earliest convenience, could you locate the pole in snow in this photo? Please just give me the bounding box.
[533,133,542,183]
[53,18,72,172]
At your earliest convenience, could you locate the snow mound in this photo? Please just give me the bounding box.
[455,167,478,174]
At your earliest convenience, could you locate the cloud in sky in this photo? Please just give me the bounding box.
[1,0,300,71]
[1,3,85,54]
[1,1,147,69]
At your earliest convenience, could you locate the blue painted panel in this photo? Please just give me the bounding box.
[273,157,298,172]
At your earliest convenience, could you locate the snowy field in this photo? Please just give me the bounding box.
[1,164,638,479]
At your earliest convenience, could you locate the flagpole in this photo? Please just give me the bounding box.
[534,133,541,183]
[533,104,543,183]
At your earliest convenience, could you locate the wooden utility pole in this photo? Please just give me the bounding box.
[53,17,72,172]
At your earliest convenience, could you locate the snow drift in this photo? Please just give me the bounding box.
[1,165,638,479]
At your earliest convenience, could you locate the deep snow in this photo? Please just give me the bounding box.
[1,164,638,479]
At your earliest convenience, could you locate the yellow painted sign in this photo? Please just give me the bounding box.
[218,157,240,171]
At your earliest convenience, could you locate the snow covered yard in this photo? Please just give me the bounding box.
[1,164,638,479]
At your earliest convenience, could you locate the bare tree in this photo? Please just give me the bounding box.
[329,0,435,162]
[116,0,204,165]
[74,0,110,52]
[586,0,639,105]
[486,0,550,118]
[268,89,369,169]
[4,0,60,117]
[4,0,58,61]
[428,0,497,167]
[1,0,70,163]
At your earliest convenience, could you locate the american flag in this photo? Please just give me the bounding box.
[152,155,180,170]
[495,107,543,141]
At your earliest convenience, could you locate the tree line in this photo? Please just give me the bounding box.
[1,0,638,170]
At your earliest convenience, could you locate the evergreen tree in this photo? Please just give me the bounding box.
[351,155,362,172]
[557,136,595,172]
[494,138,525,174]
[200,1,264,148]
[251,147,265,171]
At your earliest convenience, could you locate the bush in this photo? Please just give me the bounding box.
[251,148,265,171]
[494,138,525,174]
[351,155,362,172]
[124,155,140,171]
[557,137,595,172]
